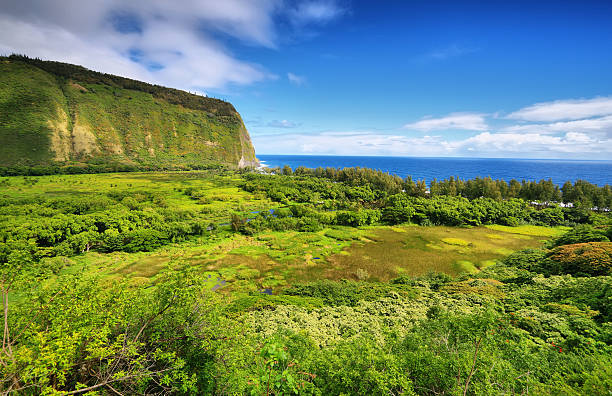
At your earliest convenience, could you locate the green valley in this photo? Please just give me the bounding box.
[1,169,610,395]
[2,2,611,394]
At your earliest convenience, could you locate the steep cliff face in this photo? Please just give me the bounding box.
[0,56,258,168]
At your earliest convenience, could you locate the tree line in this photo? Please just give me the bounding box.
[239,173,607,235]
[265,165,611,208]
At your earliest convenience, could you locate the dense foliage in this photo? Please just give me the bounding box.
[264,165,612,208]
[0,162,228,177]
[0,170,610,394]
[6,55,236,115]
[240,172,607,235]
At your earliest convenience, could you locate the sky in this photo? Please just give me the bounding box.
[1,0,612,159]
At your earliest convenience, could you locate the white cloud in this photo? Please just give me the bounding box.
[254,95,612,159]
[286,0,346,26]
[0,0,344,91]
[456,132,604,154]
[506,97,612,122]
[267,119,300,128]
[287,72,306,85]
[253,129,612,159]
[501,115,612,138]
[416,44,479,62]
[254,131,453,156]
[403,113,488,132]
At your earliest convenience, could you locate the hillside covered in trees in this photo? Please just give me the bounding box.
[0,55,258,169]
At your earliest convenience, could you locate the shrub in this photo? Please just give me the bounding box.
[382,206,415,225]
[298,216,322,232]
[283,280,413,306]
[531,207,565,226]
[548,242,612,276]
[550,225,609,248]
[501,216,520,227]
[503,249,550,272]
[123,229,166,252]
[335,209,381,227]
[311,337,415,395]
[230,213,247,232]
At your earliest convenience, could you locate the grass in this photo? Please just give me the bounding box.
[0,60,66,164]
[167,223,557,288]
[0,172,275,224]
[441,237,471,247]
[51,222,547,291]
[320,225,557,281]
[485,224,570,237]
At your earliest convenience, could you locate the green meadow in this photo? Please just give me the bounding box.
[0,172,566,292]
[48,222,563,291]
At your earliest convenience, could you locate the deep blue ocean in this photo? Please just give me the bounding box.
[257,155,612,186]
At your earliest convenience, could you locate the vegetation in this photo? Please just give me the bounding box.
[0,55,257,168]
[264,165,612,208]
[0,168,610,394]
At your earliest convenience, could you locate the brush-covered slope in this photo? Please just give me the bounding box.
[0,55,258,168]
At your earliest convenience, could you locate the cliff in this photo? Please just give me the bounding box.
[0,55,258,168]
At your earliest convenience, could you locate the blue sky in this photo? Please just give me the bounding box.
[1,0,612,159]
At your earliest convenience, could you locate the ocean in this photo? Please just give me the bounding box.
[257,155,612,186]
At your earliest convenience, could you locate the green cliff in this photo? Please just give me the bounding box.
[0,55,258,168]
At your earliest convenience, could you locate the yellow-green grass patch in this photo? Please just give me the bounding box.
[454,260,478,274]
[320,225,544,281]
[441,237,471,247]
[485,224,570,237]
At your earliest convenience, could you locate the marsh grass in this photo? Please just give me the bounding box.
[55,223,557,289]
[324,225,555,280]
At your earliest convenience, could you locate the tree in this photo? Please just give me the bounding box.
[282,165,293,176]
[231,213,248,232]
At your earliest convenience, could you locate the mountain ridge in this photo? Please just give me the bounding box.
[0,55,258,168]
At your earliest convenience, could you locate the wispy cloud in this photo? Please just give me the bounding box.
[254,131,452,156]
[286,0,347,26]
[416,44,479,62]
[267,119,300,128]
[403,113,488,132]
[501,115,612,138]
[506,97,612,122]
[287,72,306,86]
[458,132,603,155]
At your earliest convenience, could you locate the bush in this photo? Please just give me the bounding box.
[503,249,550,272]
[531,207,565,226]
[298,216,322,232]
[311,337,415,395]
[335,209,381,227]
[548,242,612,276]
[550,225,609,248]
[382,206,415,225]
[230,213,247,232]
[501,216,520,227]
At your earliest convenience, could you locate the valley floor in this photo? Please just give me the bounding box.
[0,171,609,395]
